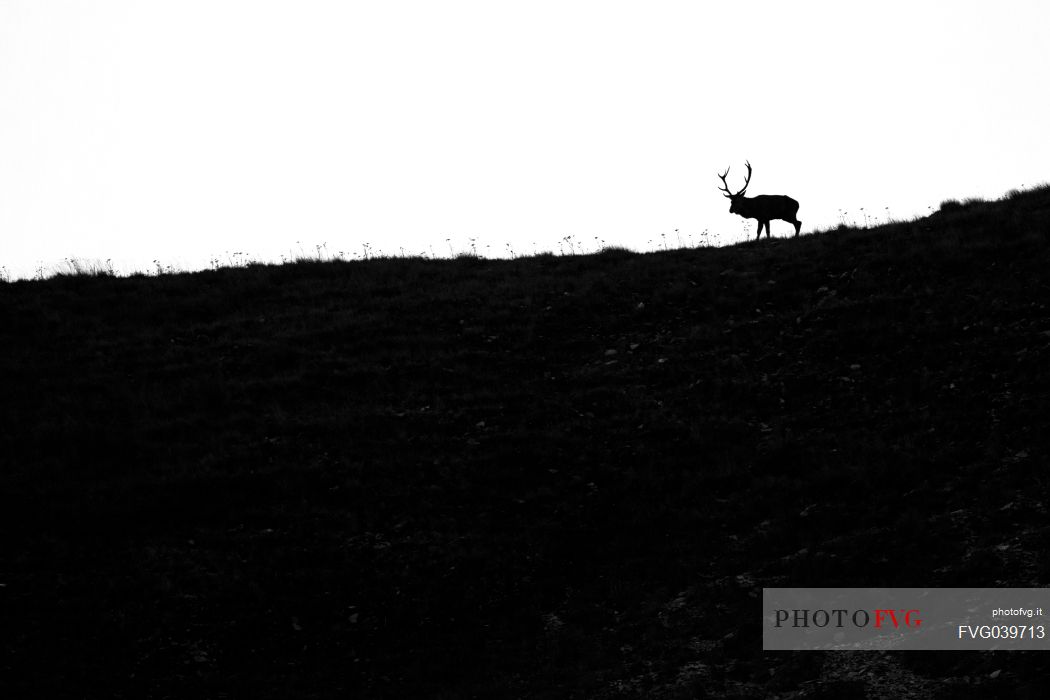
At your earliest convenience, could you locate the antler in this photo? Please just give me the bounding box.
[717,161,753,198]
[717,167,734,198]
[739,161,752,196]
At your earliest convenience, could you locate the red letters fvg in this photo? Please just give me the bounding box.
[874,609,922,628]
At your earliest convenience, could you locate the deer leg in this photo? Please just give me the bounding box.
[793,219,801,237]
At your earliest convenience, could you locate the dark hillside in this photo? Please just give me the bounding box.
[3,186,1050,697]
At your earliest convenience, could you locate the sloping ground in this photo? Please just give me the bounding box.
[2,187,1050,698]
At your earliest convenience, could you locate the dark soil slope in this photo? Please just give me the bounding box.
[3,187,1050,698]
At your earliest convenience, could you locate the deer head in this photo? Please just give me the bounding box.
[717,161,752,216]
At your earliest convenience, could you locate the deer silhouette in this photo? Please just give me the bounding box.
[717,162,801,239]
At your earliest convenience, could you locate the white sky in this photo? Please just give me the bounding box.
[1,1,1048,279]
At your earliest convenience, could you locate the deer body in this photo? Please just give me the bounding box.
[730,194,801,239]
[718,162,801,239]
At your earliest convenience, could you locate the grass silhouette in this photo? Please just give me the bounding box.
[2,185,1050,697]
